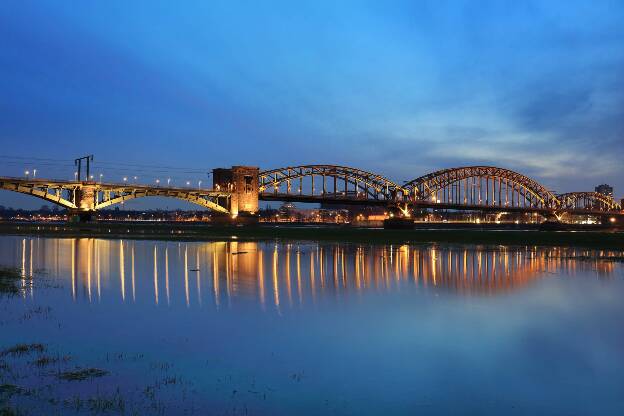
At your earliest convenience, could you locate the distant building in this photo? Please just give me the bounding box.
[595,184,613,197]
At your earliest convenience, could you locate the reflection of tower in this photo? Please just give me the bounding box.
[230,242,259,285]
[212,166,259,216]
[75,238,92,299]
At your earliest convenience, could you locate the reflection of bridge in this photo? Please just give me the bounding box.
[13,238,620,306]
[1,164,622,220]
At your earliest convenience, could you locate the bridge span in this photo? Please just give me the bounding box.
[0,164,622,221]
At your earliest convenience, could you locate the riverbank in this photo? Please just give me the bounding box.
[1,221,624,248]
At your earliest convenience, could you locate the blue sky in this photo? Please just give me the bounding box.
[1,0,623,209]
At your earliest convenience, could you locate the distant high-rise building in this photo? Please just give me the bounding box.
[595,184,613,197]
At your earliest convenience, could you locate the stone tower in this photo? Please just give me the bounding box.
[212,166,259,216]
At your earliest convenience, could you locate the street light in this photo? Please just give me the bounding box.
[167,178,171,186]
[123,177,127,183]
[24,170,30,178]
[156,179,160,185]
[74,171,78,181]
[99,173,103,183]
[186,181,191,186]
[33,169,37,178]
[133,176,138,183]
[198,180,202,189]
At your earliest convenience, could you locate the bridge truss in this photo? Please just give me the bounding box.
[558,192,621,211]
[258,165,407,204]
[403,166,560,210]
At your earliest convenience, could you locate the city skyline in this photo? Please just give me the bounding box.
[2,1,623,209]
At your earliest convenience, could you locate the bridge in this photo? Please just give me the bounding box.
[1,164,622,221]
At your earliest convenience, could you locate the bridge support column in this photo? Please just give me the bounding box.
[68,185,97,222]
[213,166,259,222]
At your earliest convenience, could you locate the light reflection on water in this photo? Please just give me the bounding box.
[1,236,624,415]
[3,237,620,307]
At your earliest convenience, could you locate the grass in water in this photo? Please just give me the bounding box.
[0,344,45,358]
[0,384,24,397]
[30,356,59,367]
[0,268,28,296]
[57,368,109,381]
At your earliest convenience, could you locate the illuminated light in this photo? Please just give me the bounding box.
[476,218,481,224]
[610,217,616,223]
[436,199,440,203]
[231,213,238,219]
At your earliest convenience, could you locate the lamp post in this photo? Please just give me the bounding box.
[24,170,30,179]
[33,169,37,178]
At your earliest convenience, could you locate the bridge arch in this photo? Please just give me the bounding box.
[93,187,231,213]
[0,179,78,210]
[403,166,559,209]
[259,165,407,201]
[557,192,621,211]
[0,178,231,214]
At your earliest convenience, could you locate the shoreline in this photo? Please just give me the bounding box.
[0,221,623,249]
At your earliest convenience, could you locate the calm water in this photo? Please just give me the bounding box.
[1,235,623,415]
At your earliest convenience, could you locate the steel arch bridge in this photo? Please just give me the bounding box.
[0,163,622,218]
[258,165,408,204]
[0,178,231,214]
[403,166,560,210]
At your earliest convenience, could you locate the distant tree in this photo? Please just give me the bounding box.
[40,205,50,212]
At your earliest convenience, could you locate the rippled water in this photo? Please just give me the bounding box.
[1,235,623,415]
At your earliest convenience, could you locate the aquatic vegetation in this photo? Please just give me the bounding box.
[30,356,59,368]
[0,269,28,296]
[0,406,23,416]
[57,368,109,381]
[0,384,24,397]
[0,345,45,358]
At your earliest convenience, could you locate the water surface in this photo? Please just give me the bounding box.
[1,236,623,415]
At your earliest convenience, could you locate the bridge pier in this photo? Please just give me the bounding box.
[213,166,259,222]
[599,215,618,226]
[68,185,97,222]
[68,210,96,223]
